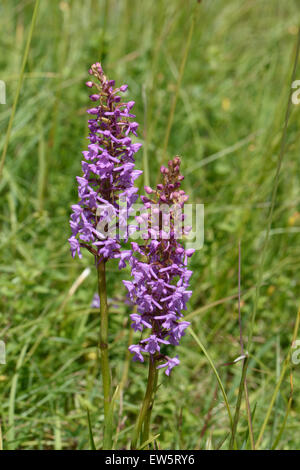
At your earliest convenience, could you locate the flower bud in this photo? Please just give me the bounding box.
[144,186,153,194]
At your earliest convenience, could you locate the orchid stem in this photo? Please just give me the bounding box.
[142,363,159,447]
[97,259,111,437]
[131,356,158,449]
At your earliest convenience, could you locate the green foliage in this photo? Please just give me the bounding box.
[0,0,299,450]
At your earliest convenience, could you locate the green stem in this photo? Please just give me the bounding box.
[246,28,300,355]
[229,355,249,450]
[131,356,157,449]
[142,364,158,447]
[97,259,111,421]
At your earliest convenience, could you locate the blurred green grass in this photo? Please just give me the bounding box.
[0,0,300,450]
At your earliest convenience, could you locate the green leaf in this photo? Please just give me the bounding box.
[138,434,160,450]
[87,409,96,450]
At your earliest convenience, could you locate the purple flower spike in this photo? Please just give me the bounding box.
[125,157,195,376]
[68,63,142,261]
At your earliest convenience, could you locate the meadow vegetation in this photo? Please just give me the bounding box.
[0,0,299,450]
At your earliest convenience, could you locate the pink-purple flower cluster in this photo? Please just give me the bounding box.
[68,64,195,377]
[68,63,142,261]
[123,157,195,375]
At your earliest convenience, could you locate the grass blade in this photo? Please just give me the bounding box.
[229,355,249,449]
[271,372,293,450]
[0,0,40,179]
[87,409,96,450]
[188,327,233,433]
[138,433,160,450]
[256,307,300,448]
[7,344,28,449]
[246,27,300,354]
[160,1,199,167]
[103,385,119,450]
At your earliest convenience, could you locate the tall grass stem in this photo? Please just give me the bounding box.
[159,2,199,169]
[246,28,300,354]
[0,0,40,179]
[256,307,300,448]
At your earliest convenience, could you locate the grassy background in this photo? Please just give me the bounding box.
[0,0,300,450]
